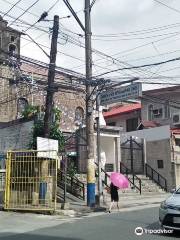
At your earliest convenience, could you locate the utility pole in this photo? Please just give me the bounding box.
[85,0,95,207]
[96,92,102,207]
[130,136,134,184]
[44,15,59,137]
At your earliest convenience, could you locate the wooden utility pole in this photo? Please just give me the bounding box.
[85,0,95,207]
[44,15,59,137]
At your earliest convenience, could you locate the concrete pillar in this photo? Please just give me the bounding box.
[115,136,121,172]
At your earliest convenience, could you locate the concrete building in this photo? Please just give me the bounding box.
[124,125,176,190]
[77,126,122,173]
[141,86,180,128]
[103,103,141,132]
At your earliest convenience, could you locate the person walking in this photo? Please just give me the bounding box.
[108,182,119,213]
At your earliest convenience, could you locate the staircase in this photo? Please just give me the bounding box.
[56,162,168,208]
[57,169,86,203]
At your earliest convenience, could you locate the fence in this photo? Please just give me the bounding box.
[4,150,58,212]
[0,169,6,191]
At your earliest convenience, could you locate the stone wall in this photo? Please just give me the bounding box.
[0,120,34,153]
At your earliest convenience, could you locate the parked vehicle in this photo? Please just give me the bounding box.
[159,188,180,230]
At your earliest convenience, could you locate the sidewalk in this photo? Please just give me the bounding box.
[56,192,170,217]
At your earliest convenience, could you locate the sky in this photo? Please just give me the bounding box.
[1,0,180,89]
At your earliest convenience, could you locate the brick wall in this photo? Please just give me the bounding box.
[0,64,85,132]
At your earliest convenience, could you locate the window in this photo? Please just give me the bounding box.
[175,138,180,146]
[107,122,116,126]
[157,160,164,169]
[8,44,16,56]
[152,108,163,118]
[10,36,15,42]
[75,107,84,126]
[126,118,138,132]
[17,98,28,118]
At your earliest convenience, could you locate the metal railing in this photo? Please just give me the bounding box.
[145,163,167,192]
[94,162,110,188]
[57,169,85,201]
[120,162,142,194]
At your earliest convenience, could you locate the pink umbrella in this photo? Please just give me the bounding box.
[110,172,129,189]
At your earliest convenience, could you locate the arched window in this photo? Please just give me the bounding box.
[148,104,153,121]
[8,44,16,56]
[17,98,28,117]
[75,107,84,126]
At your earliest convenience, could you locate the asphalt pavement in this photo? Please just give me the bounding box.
[0,207,179,240]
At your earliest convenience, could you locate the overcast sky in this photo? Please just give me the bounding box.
[1,0,180,89]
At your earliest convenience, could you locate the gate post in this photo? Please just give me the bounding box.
[130,136,134,174]
[4,151,12,209]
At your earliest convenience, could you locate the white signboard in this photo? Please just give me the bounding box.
[100,83,142,105]
[37,137,58,159]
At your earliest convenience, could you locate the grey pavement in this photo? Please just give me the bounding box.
[0,192,174,240]
[63,192,171,217]
[0,207,179,240]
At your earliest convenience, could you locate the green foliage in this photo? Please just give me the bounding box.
[22,104,38,119]
[29,107,65,151]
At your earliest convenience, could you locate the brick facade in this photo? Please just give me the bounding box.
[0,16,85,132]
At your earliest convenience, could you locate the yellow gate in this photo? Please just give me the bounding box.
[4,150,58,212]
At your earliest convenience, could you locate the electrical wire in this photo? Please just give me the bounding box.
[90,0,98,9]
[0,8,173,81]
[8,0,40,27]
[154,0,180,15]
[94,56,180,78]
[93,22,180,37]
[92,31,180,41]
[1,0,39,18]
[2,0,22,18]
[0,8,178,81]
[24,0,61,32]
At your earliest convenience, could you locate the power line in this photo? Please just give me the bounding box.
[24,0,61,32]
[91,31,180,41]
[8,0,40,27]
[47,0,60,13]
[1,0,39,18]
[94,56,180,78]
[93,22,180,37]
[122,49,180,63]
[21,35,85,63]
[90,0,98,9]
[2,0,22,18]
[154,0,180,15]
[0,8,172,80]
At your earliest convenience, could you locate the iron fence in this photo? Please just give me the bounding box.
[4,150,58,212]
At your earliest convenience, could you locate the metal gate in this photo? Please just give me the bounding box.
[4,150,58,212]
[121,136,144,174]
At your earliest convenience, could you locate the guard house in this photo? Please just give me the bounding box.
[77,126,122,173]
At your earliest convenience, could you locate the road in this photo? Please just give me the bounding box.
[0,207,179,240]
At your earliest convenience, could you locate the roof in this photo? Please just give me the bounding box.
[171,128,180,134]
[20,55,85,80]
[143,85,180,96]
[137,120,161,129]
[103,103,141,118]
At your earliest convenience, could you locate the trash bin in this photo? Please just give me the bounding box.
[39,182,47,204]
